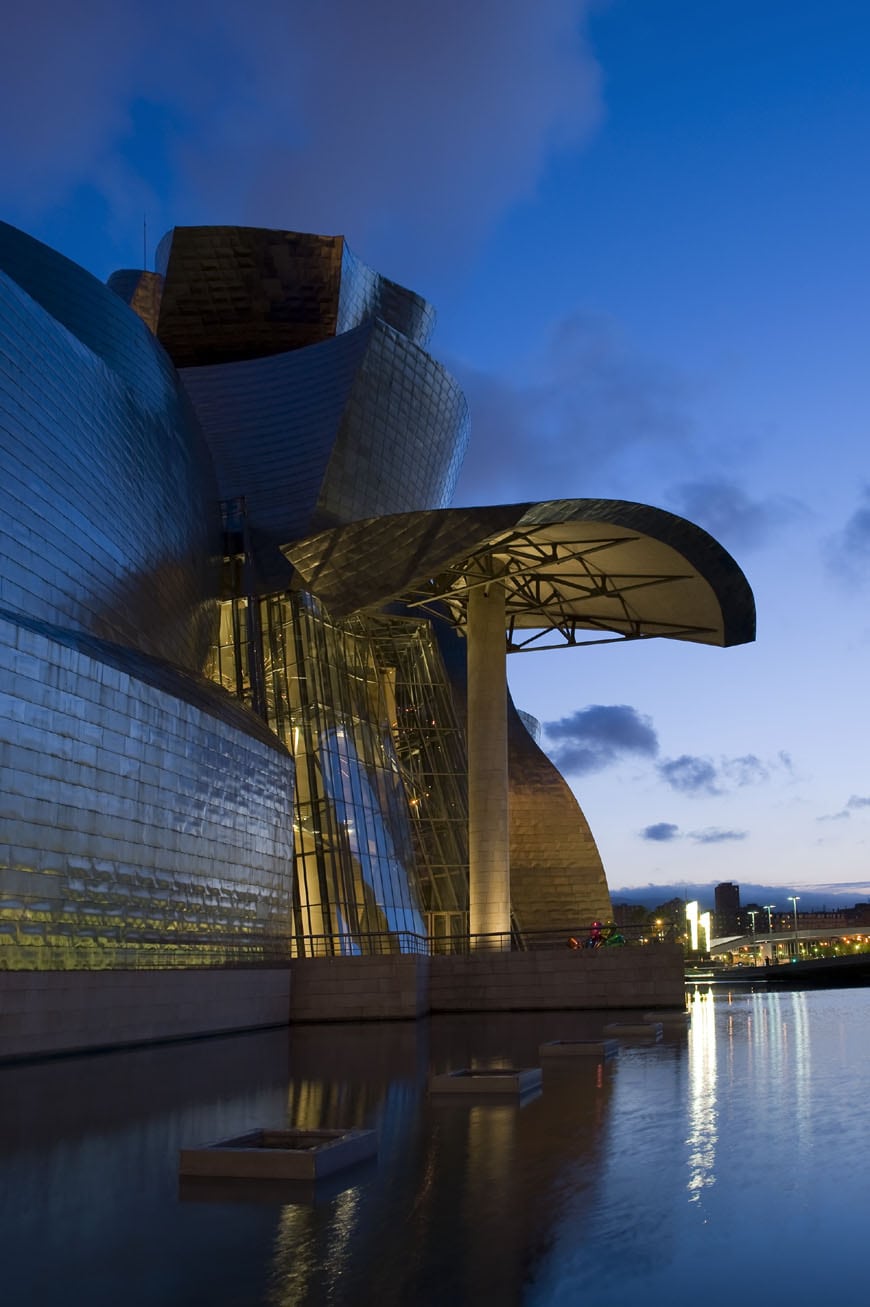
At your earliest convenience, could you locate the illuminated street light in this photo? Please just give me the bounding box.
[787,895,800,960]
[764,904,775,932]
[748,909,758,936]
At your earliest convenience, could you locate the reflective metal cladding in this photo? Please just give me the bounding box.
[0,217,755,970]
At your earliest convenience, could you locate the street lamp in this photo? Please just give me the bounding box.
[787,895,800,960]
[764,904,776,963]
[748,909,758,935]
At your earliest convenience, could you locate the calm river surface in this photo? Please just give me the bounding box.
[2,986,869,1305]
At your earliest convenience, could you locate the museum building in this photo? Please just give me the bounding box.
[0,220,754,990]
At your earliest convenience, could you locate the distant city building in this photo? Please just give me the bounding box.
[715,882,741,936]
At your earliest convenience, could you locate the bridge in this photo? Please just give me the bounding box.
[709,927,869,962]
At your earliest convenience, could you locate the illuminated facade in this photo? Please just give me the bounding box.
[0,219,755,969]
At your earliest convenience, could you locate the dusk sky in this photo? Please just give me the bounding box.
[2,0,869,899]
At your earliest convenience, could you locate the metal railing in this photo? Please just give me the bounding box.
[0,923,677,969]
[292,922,674,958]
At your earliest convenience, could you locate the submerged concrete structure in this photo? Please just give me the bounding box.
[0,218,755,1055]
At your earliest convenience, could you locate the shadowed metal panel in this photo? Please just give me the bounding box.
[338,241,436,347]
[316,321,469,526]
[0,260,220,672]
[181,322,470,590]
[0,222,177,401]
[149,225,437,368]
[179,326,372,591]
[106,269,163,335]
[154,226,345,367]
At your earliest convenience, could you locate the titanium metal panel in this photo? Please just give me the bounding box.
[507,704,612,934]
[150,225,437,368]
[106,269,163,335]
[0,244,220,672]
[154,226,344,366]
[179,326,372,591]
[337,241,435,347]
[316,321,469,527]
[181,322,470,590]
[0,610,295,969]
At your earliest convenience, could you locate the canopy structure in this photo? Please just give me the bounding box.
[285,499,756,948]
[284,498,755,649]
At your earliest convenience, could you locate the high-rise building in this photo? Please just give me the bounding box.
[714,882,742,936]
[0,220,755,977]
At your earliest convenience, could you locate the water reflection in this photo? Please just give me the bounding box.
[4,994,870,1305]
[686,986,717,1203]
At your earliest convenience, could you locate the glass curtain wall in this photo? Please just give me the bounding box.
[368,615,469,952]
[210,590,429,956]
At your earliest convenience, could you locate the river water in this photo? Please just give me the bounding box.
[2,986,868,1306]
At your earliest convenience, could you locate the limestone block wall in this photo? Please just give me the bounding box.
[0,968,291,1062]
[287,947,683,1023]
[288,955,431,1023]
[428,946,684,1013]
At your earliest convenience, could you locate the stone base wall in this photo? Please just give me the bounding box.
[1,948,684,1059]
[0,968,291,1062]
[287,946,684,1023]
[288,955,431,1023]
[429,945,684,1012]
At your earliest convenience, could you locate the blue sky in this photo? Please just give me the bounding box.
[2,0,869,899]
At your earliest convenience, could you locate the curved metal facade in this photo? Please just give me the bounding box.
[0,232,220,673]
[151,225,436,367]
[0,223,294,969]
[0,610,295,968]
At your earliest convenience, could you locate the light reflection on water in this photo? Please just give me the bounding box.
[2,991,870,1305]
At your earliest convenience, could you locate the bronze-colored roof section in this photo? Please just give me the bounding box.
[284,499,756,650]
[154,226,344,366]
[145,225,437,368]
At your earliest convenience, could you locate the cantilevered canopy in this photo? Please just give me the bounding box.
[284,499,756,652]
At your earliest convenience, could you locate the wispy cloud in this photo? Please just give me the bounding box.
[688,827,747,844]
[657,754,720,795]
[453,312,693,504]
[544,703,659,776]
[656,751,787,797]
[818,794,870,822]
[824,487,870,583]
[667,478,805,552]
[0,2,604,277]
[639,822,747,844]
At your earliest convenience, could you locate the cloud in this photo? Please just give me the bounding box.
[667,478,805,552]
[544,703,659,776]
[818,794,870,822]
[657,754,720,795]
[824,487,870,582]
[688,828,747,844]
[656,751,788,796]
[452,312,693,504]
[641,822,680,842]
[0,2,605,277]
[721,754,769,787]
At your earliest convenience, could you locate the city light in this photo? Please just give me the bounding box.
[788,895,800,960]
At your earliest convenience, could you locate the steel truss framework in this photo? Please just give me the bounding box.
[399,527,718,653]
